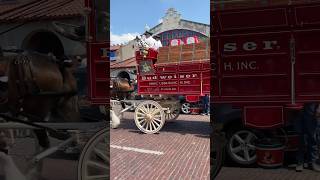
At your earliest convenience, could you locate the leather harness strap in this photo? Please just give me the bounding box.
[13,55,39,99]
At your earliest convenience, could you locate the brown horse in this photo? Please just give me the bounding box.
[110,77,135,100]
[0,50,80,148]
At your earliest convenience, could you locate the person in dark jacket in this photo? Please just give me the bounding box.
[201,95,210,116]
[295,103,320,172]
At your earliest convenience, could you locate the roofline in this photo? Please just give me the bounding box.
[149,22,163,32]
[180,19,210,27]
[110,56,137,69]
[148,19,209,35]
[0,15,82,23]
[110,66,136,69]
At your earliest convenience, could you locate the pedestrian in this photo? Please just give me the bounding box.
[295,103,320,172]
[201,94,210,116]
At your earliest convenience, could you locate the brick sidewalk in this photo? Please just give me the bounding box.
[216,167,320,180]
[111,113,211,180]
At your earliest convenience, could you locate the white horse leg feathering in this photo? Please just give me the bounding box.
[110,110,120,129]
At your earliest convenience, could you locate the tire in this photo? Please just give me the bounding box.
[226,127,258,165]
[181,102,191,114]
[211,133,226,178]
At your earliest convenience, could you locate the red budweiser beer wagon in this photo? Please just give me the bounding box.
[211,0,320,174]
[129,40,210,134]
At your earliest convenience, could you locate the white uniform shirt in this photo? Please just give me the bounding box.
[145,36,157,49]
[155,40,163,50]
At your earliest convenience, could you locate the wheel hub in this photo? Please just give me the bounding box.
[145,114,153,122]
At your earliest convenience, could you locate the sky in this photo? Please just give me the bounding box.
[110,0,210,45]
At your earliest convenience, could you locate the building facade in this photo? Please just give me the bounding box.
[149,8,210,46]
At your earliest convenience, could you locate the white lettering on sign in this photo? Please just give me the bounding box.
[224,40,278,52]
[224,61,257,71]
[179,73,198,79]
[180,81,191,85]
[263,41,278,50]
[142,76,157,81]
[161,87,177,91]
[243,42,257,51]
[160,81,178,85]
[148,82,157,86]
[142,73,198,82]
[159,74,177,80]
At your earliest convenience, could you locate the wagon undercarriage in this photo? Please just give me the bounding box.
[0,112,108,180]
[111,97,181,134]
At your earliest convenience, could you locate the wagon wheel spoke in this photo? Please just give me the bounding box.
[154,118,161,122]
[93,148,108,162]
[141,121,147,128]
[146,122,150,131]
[87,160,108,170]
[151,120,157,130]
[153,120,160,127]
[85,175,109,180]
[138,118,145,123]
[152,108,161,116]
[136,112,146,116]
[146,104,150,112]
[140,106,148,114]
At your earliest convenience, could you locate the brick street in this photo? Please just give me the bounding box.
[110,112,211,180]
[216,167,320,180]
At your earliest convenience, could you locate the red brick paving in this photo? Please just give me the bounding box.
[216,167,320,180]
[110,113,211,180]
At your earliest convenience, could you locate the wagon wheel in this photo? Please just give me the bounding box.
[164,103,180,121]
[134,100,165,134]
[78,128,108,180]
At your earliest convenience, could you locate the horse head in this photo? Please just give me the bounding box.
[112,77,134,92]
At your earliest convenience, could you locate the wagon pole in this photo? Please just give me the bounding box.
[0,113,70,140]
